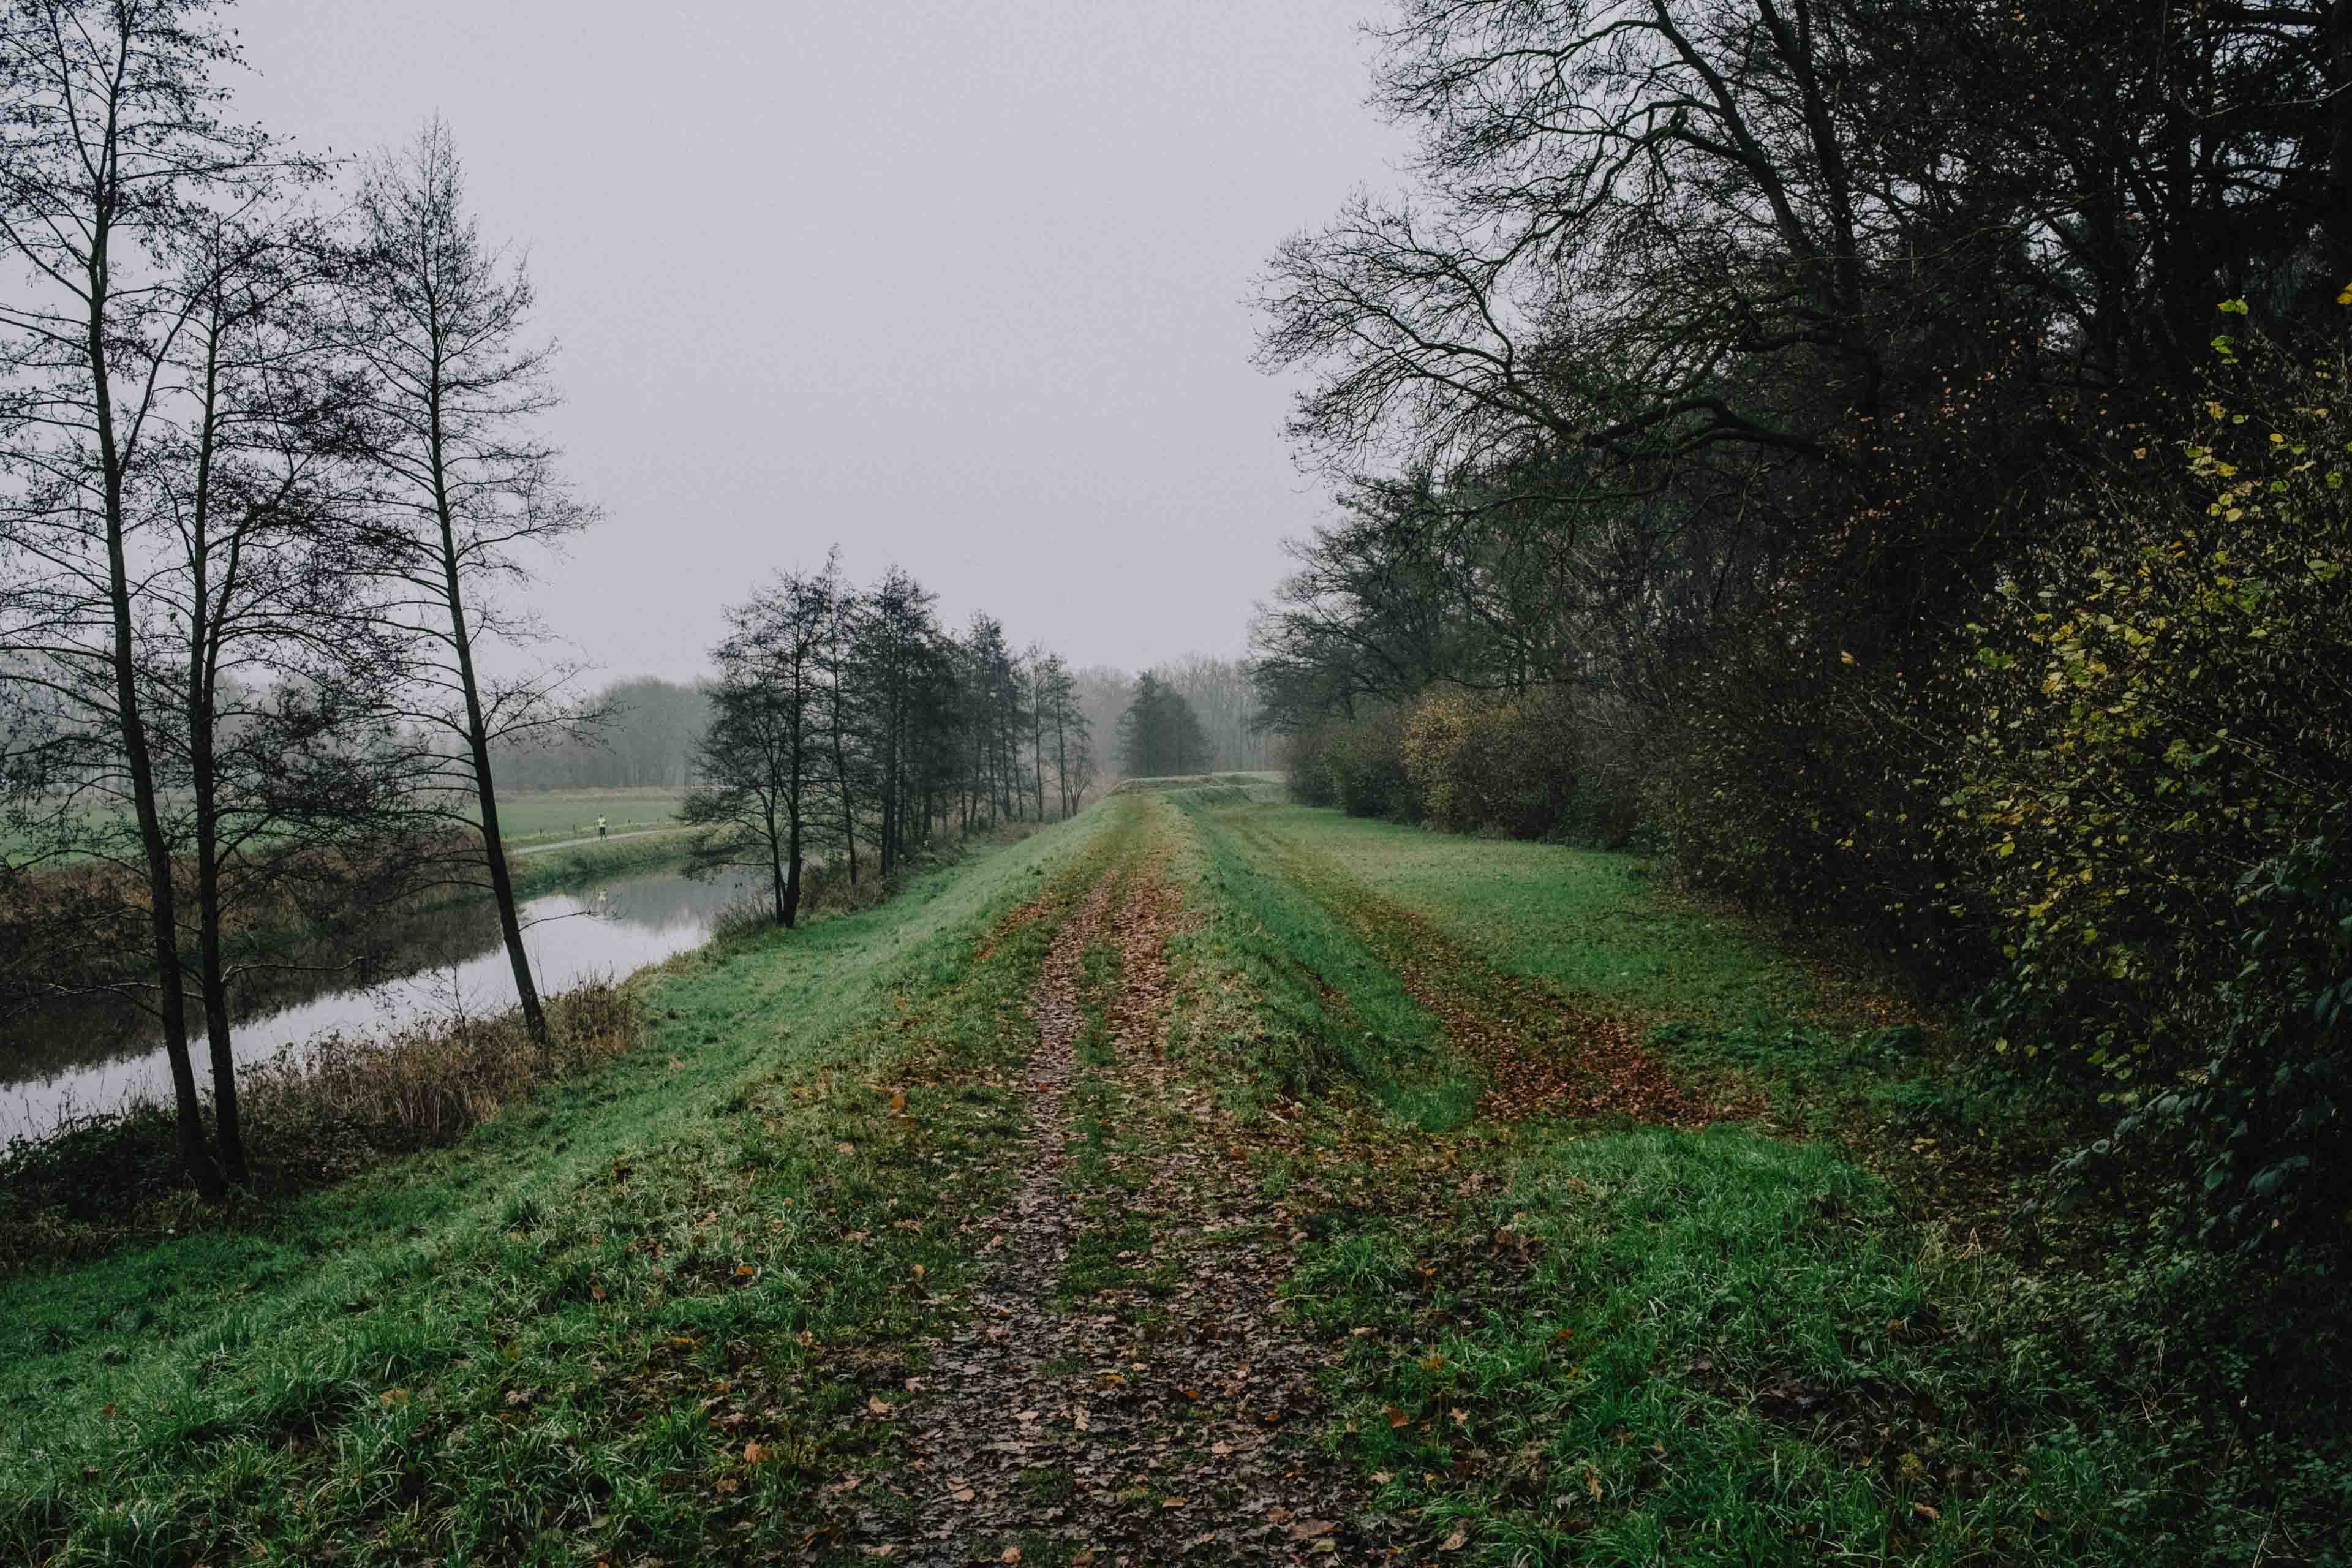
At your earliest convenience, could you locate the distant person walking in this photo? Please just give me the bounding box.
[597,816,608,840]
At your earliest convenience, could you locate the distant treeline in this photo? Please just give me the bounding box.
[492,679,710,794]
[1070,655,1270,780]
[682,556,1098,928]
[495,655,1271,800]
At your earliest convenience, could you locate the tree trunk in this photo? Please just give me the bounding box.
[186,318,247,1182]
[767,800,787,925]
[426,368,548,1044]
[783,808,802,929]
[89,255,224,1201]
[832,714,859,888]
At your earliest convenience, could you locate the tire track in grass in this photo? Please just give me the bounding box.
[1224,813,1746,1128]
[876,816,1401,1564]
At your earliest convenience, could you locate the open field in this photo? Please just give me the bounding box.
[491,789,687,847]
[0,790,687,864]
[4,786,2338,1564]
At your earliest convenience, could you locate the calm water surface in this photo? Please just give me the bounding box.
[0,867,751,1145]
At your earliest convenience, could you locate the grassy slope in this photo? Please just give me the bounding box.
[1162,790,2318,1567]
[1,802,1126,1564]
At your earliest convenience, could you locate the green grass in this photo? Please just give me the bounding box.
[1159,796,2343,1567]
[1286,1125,2168,1565]
[1,791,688,864]
[9,788,2342,1564]
[0,798,1128,1564]
[506,831,695,896]
[1238,803,1823,1022]
[495,790,686,847]
[1169,796,1482,1131]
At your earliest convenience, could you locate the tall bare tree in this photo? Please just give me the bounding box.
[336,118,597,1045]
[0,0,279,1199]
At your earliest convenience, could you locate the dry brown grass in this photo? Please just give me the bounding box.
[239,981,639,1151]
[1,982,641,1270]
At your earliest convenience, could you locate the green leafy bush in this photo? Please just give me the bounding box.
[1293,712,1415,820]
[1948,332,2351,1088]
[1401,687,1581,837]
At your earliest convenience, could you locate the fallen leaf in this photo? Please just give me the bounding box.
[743,1442,767,1464]
[1162,1496,1188,1509]
[1440,1526,1469,1551]
[1370,1471,1393,1484]
[835,1142,856,1155]
[378,1389,408,1408]
[735,1264,755,1277]
[890,1090,907,1111]
[1288,1518,1336,1540]
[1385,1406,1411,1428]
[1914,1502,1940,1521]
[951,1487,976,1503]
[867,1396,894,1417]
[1000,1551,1021,1565]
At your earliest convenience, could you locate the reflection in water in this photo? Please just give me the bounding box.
[0,869,750,1144]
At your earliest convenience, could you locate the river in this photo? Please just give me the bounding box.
[0,864,752,1146]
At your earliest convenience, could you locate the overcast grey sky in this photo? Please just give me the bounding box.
[230,1,1404,684]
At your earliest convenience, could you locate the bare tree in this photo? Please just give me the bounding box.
[336,118,597,1044]
[138,202,415,1182]
[683,568,833,928]
[0,0,280,1199]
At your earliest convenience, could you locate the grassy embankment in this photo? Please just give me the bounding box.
[8,782,2338,1563]
[0,804,1129,1563]
[1155,783,2337,1565]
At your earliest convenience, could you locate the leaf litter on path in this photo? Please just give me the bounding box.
[849,840,1408,1564]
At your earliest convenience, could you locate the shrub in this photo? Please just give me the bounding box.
[1947,333,2352,1088]
[1277,725,1337,806]
[2112,806,2352,1259]
[1318,712,1415,820]
[1401,687,1581,837]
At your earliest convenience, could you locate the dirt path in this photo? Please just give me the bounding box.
[513,826,685,855]
[875,838,1400,1565]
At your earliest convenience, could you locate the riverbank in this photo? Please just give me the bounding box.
[1,801,1113,1562]
[0,826,1030,1269]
